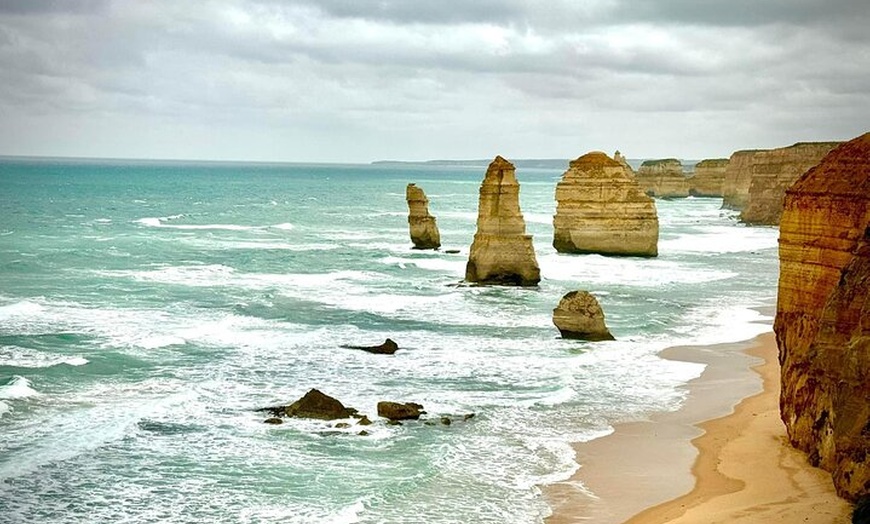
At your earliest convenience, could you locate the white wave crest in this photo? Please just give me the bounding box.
[0,376,39,400]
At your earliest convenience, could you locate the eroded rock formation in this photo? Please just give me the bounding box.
[635,158,689,198]
[465,156,541,286]
[553,152,659,257]
[341,338,399,355]
[406,183,441,249]
[775,132,870,501]
[377,401,425,421]
[721,142,840,223]
[688,158,728,197]
[741,142,841,225]
[552,291,614,341]
[614,150,633,173]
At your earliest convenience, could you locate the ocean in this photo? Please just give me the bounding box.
[0,158,779,523]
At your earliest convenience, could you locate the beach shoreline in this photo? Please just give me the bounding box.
[545,331,852,523]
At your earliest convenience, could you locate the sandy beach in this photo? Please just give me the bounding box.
[546,331,853,524]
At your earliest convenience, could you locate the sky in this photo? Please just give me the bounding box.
[0,0,868,163]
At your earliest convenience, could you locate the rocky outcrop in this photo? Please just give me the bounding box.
[259,389,358,420]
[688,158,728,197]
[721,143,840,221]
[341,338,399,355]
[465,156,541,286]
[406,183,441,249]
[377,401,425,421]
[552,291,614,341]
[553,152,659,257]
[775,132,870,501]
[741,142,841,225]
[635,158,689,198]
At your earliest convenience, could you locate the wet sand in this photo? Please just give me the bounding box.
[546,332,852,523]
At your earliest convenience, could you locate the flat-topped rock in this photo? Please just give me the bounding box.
[553,151,659,257]
[406,183,441,249]
[688,158,728,197]
[465,156,540,286]
[635,158,689,198]
[775,132,870,501]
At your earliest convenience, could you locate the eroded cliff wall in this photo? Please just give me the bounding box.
[775,132,870,501]
[688,158,728,197]
[634,158,689,198]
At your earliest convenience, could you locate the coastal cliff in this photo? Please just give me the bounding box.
[465,156,540,286]
[553,152,658,257]
[775,132,870,501]
[721,142,840,222]
[635,158,689,198]
[688,158,728,197]
[406,183,441,249]
[741,142,841,225]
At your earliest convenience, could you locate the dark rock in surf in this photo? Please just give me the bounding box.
[257,388,358,421]
[342,338,399,355]
[377,401,425,421]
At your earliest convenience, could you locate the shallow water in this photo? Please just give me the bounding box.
[0,158,778,523]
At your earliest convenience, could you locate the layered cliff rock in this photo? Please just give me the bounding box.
[688,158,728,197]
[553,152,659,257]
[406,183,441,249]
[635,158,689,198]
[741,142,841,225]
[465,156,540,286]
[614,150,633,173]
[721,149,761,210]
[775,132,870,501]
[552,291,614,341]
[721,142,840,222]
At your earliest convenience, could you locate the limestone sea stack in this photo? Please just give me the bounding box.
[406,183,441,249]
[774,132,870,501]
[635,158,689,198]
[552,291,614,341]
[614,150,634,173]
[553,152,659,257]
[688,158,728,197]
[465,156,540,286]
[721,142,840,222]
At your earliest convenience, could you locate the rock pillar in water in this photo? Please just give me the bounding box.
[688,158,729,197]
[775,132,870,501]
[406,183,441,249]
[553,152,659,257]
[465,156,540,286]
[635,158,689,198]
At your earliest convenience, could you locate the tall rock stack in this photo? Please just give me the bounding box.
[614,150,633,173]
[774,132,870,501]
[465,156,540,286]
[688,158,728,197]
[634,158,689,198]
[741,142,841,225]
[405,183,441,249]
[553,152,659,257]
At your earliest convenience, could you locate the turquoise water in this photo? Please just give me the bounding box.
[0,158,778,523]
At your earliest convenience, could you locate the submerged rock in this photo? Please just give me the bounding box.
[406,183,441,249]
[378,401,425,421]
[465,156,541,286]
[775,132,870,501]
[552,291,615,341]
[263,417,284,425]
[258,388,358,421]
[341,338,399,355]
[553,152,659,257]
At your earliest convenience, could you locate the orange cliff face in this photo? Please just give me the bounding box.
[774,132,870,501]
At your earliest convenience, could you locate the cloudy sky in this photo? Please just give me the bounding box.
[0,0,868,163]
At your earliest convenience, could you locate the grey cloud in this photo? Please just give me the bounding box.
[0,0,108,15]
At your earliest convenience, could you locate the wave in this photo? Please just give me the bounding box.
[539,253,737,287]
[0,300,45,320]
[135,217,260,231]
[0,375,39,400]
[271,222,295,230]
[1,346,89,369]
